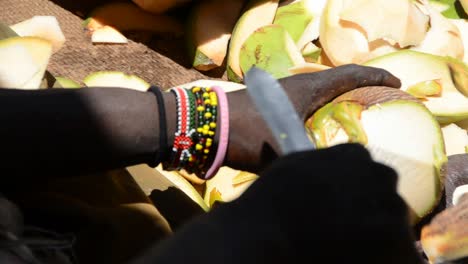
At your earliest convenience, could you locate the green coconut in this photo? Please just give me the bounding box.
[239,24,305,79]
[226,0,279,82]
[306,86,446,224]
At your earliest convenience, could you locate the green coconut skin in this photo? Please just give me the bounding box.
[226,0,279,83]
[446,57,468,97]
[406,80,442,98]
[302,42,321,62]
[306,101,366,148]
[192,49,215,70]
[273,0,316,43]
[432,0,467,19]
[54,77,81,88]
[239,24,303,79]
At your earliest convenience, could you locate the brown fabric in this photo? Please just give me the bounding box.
[0,0,211,89]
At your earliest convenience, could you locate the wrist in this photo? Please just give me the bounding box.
[224,89,280,173]
[161,90,177,164]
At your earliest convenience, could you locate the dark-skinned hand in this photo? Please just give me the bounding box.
[224,64,401,173]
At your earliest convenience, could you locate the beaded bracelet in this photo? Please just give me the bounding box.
[204,86,229,180]
[163,87,196,171]
[147,86,168,167]
[186,86,218,177]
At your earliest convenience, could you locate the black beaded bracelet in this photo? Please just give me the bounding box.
[148,86,168,167]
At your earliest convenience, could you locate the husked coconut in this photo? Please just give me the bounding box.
[306,86,446,224]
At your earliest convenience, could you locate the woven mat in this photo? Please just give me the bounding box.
[1,0,214,88]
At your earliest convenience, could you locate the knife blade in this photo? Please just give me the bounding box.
[244,67,315,156]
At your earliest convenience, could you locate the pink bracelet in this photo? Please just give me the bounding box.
[204,86,229,180]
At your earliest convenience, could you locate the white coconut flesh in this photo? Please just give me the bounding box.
[364,50,468,122]
[319,0,370,65]
[361,102,444,219]
[91,26,128,44]
[204,167,258,205]
[441,123,468,155]
[288,62,331,75]
[339,0,429,47]
[155,165,209,212]
[0,37,52,89]
[315,100,445,221]
[450,19,468,64]
[0,45,39,88]
[83,71,150,91]
[11,16,66,53]
[411,6,464,60]
[319,0,429,66]
[428,0,451,13]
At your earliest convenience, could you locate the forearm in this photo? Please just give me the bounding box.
[0,87,176,183]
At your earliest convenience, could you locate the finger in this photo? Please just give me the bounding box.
[349,65,402,88]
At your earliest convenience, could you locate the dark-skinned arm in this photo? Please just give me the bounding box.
[0,65,399,185]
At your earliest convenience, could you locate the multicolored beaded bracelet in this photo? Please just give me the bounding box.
[179,89,197,169]
[163,87,196,171]
[204,86,229,180]
[186,86,218,177]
